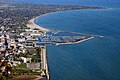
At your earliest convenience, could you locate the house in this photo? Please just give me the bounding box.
[12,61,21,66]
[20,57,27,63]
[20,57,32,63]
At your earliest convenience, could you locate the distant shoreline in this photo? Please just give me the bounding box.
[27,8,108,32]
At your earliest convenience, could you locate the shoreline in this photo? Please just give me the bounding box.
[26,16,50,32]
[26,11,61,32]
[26,7,108,32]
[26,11,63,32]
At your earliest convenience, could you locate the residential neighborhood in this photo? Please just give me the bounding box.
[0,27,49,80]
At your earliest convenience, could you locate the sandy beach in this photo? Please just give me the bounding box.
[26,11,64,32]
[27,16,50,32]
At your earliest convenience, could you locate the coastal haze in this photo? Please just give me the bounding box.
[9,0,120,8]
[1,0,120,80]
[9,0,120,4]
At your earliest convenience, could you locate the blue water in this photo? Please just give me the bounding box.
[35,9,120,80]
[11,0,120,80]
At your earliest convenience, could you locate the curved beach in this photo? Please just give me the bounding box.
[26,11,65,32]
[27,16,50,32]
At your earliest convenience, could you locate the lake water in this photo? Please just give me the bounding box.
[35,9,120,80]
[11,0,120,80]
